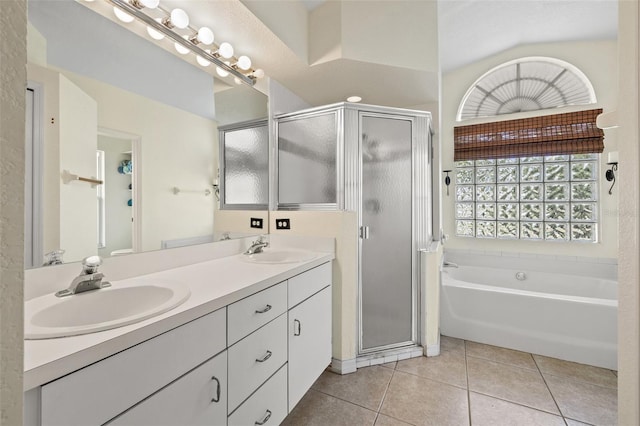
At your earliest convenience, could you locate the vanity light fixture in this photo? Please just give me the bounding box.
[146,18,164,40]
[190,27,214,45]
[113,6,134,22]
[217,42,234,59]
[196,52,211,67]
[106,0,261,86]
[174,36,190,55]
[605,151,619,195]
[163,8,189,29]
[130,0,159,9]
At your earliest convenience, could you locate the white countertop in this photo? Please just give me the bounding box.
[24,251,334,391]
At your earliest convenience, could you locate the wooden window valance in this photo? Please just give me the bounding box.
[453,109,604,161]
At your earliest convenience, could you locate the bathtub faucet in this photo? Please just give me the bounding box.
[442,261,459,268]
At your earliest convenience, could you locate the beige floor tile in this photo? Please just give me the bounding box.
[382,361,397,370]
[311,365,393,411]
[545,374,617,426]
[467,356,559,414]
[533,355,618,388]
[469,392,565,426]
[375,413,414,426]
[396,350,467,388]
[380,371,469,426]
[466,341,536,370]
[440,335,466,355]
[282,389,377,426]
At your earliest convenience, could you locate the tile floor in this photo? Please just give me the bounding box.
[282,336,618,426]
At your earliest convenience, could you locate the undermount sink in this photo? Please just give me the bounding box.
[242,249,318,264]
[25,281,190,339]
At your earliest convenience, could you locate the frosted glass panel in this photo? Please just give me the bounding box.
[278,113,337,205]
[222,123,269,206]
[361,115,413,350]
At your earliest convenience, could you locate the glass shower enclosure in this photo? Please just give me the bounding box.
[275,103,433,357]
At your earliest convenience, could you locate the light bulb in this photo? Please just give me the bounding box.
[197,51,211,67]
[236,55,251,71]
[139,0,159,8]
[114,7,134,23]
[253,68,265,79]
[197,27,214,45]
[216,62,230,77]
[218,42,234,59]
[147,18,164,40]
[175,36,190,55]
[347,96,362,103]
[234,77,243,85]
[167,8,189,29]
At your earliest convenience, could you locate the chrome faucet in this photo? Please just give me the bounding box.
[43,249,65,266]
[244,236,269,255]
[55,256,111,297]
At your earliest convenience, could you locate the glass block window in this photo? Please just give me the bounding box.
[455,154,599,242]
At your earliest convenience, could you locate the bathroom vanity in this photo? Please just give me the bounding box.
[23,244,333,426]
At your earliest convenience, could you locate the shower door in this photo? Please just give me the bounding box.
[359,114,416,353]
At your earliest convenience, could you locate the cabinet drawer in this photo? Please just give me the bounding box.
[228,281,287,345]
[109,351,227,426]
[228,364,288,426]
[41,308,226,426]
[288,262,331,308]
[228,313,287,412]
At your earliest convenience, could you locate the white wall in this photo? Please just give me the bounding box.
[0,0,26,423]
[58,75,98,262]
[61,72,217,253]
[616,0,640,423]
[441,40,618,258]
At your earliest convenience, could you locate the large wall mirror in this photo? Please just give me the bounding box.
[26,0,268,268]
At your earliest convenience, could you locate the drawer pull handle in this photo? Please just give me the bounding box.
[211,375,221,403]
[294,319,302,336]
[255,409,272,425]
[255,304,272,314]
[256,350,272,363]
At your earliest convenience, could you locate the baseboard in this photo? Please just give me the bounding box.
[425,343,440,357]
[330,357,357,375]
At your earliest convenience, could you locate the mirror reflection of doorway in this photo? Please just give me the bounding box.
[97,130,139,257]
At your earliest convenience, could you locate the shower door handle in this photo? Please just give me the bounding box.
[360,226,370,239]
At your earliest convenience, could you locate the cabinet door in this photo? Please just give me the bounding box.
[288,286,332,411]
[109,351,227,426]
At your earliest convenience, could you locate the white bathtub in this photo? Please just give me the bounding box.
[440,254,617,370]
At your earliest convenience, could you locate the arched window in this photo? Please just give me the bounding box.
[457,57,596,121]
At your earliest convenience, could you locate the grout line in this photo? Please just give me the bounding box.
[468,389,568,418]
[540,371,618,391]
[376,363,395,413]
[310,387,379,414]
[464,353,539,372]
[465,340,472,426]
[532,354,566,423]
[392,367,468,391]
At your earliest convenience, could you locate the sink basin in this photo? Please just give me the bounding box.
[25,281,190,339]
[242,249,318,264]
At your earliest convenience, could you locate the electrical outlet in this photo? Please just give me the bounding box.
[275,218,290,230]
[250,218,263,229]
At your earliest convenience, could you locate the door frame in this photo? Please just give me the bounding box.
[25,82,44,269]
[97,127,141,254]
